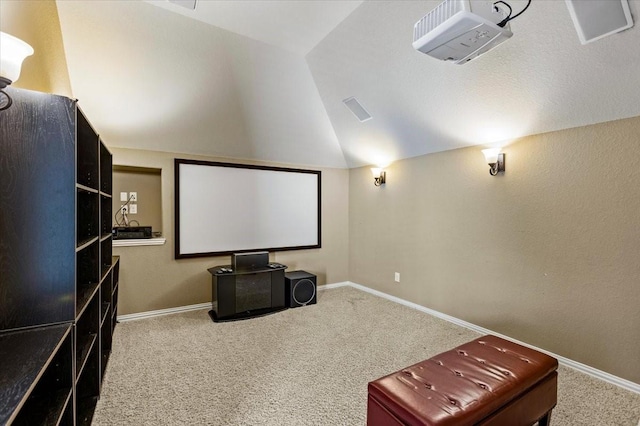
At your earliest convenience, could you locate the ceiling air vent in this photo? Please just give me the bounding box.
[343,97,372,122]
[168,0,197,10]
[565,0,634,44]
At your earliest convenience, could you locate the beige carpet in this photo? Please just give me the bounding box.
[93,286,640,425]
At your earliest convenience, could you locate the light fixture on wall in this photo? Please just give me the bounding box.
[481,148,505,176]
[0,32,34,111]
[371,168,386,186]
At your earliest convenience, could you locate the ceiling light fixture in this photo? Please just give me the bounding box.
[0,32,34,111]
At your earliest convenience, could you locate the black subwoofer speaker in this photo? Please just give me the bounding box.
[285,270,317,308]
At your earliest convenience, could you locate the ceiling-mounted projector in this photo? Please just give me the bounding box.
[413,0,513,64]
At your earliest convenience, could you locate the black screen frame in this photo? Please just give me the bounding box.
[174,159,321,259]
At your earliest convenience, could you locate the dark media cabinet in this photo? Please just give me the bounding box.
[0,87,120,425]
[207,265,287,321]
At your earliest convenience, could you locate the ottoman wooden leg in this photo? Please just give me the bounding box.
[538,411,552,426]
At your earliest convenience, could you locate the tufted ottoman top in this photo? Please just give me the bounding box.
[368,335,558,426]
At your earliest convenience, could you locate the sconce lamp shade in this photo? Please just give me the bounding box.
[0,32,34,88]
[481,148,501,164]
[481,148,505,176]
[371,167,386,186]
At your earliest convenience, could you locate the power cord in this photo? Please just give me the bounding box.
[495,0,531,28]
[494,1,512,21]
[114,194,134,227]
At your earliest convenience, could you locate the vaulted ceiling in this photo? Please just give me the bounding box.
[55,0,640,169]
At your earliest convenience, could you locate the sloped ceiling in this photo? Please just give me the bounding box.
[145,0,363,56]
[56,0,640,169]
[55,0,349,168]
[307,0,640,167]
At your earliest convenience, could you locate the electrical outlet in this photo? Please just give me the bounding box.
[120,205,128,214]
[129,204,137,214]
[129,192,137,201]
[120,192,128,201]
[394,272,400,283]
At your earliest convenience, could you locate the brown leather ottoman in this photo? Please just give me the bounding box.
[367,335,558,426]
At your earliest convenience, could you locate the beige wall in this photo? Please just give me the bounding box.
[0,0,72,96]
[110,147,349,316]
[349,116,640,384]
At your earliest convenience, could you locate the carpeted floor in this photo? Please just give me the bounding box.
[93,286,640,425]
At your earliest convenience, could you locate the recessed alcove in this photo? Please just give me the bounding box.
[112,165,162,235]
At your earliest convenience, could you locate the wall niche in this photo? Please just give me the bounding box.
[112,165,162,236]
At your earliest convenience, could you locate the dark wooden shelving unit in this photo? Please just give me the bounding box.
[111,258,120,337]
[0,87,120,425]
[100,257,119,385]
[77,187,100,244]
[0,325,73,426]
[101,237,113,278]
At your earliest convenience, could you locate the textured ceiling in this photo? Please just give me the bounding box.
[145,0,364,56]
[55,0,640,169]
[56,0,348,168]
[307,0,640,167]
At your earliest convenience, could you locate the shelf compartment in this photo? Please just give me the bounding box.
[76,108,99,190]
[12,388,72,426]
[76,283,100,319]
[76,396,98,426]
[112,286,119,314]
[101,349,111,384]
[101,269,113,304]
[76,333,97,380]
[59,394,74,426]
[76,342,100,426]
[100,312,113,384]
[101,193,112,237]
[4,325,73,426]
[76,292,99,378]
[76,240,100,315]
[77,188,99,246]
[100,141,113,195]
[101,236,113,278]
[111,306,118,334]
[101,302,111,328]
[112,256,120,285]
[76,236,99,253]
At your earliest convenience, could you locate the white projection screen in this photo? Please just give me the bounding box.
[175,159,321,258]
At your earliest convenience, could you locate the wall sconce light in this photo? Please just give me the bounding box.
[0,32,34,111]
[371,167,386,186]
[481,148,505,176]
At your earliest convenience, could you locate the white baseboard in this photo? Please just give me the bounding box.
[114,280,639,394]
[346,281,640,395]
[117,283,349,322]
[318,281,350,290]
[117,302,210,322]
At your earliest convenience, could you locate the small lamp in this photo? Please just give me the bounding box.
[481,148,505,176]
[0,32,34,111]
[371,168,386,186]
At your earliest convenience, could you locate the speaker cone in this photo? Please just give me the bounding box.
[293,278,316,305]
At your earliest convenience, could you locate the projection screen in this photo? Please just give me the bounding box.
[174,159,321,258]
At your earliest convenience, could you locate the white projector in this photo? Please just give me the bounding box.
[413,0,512,64]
